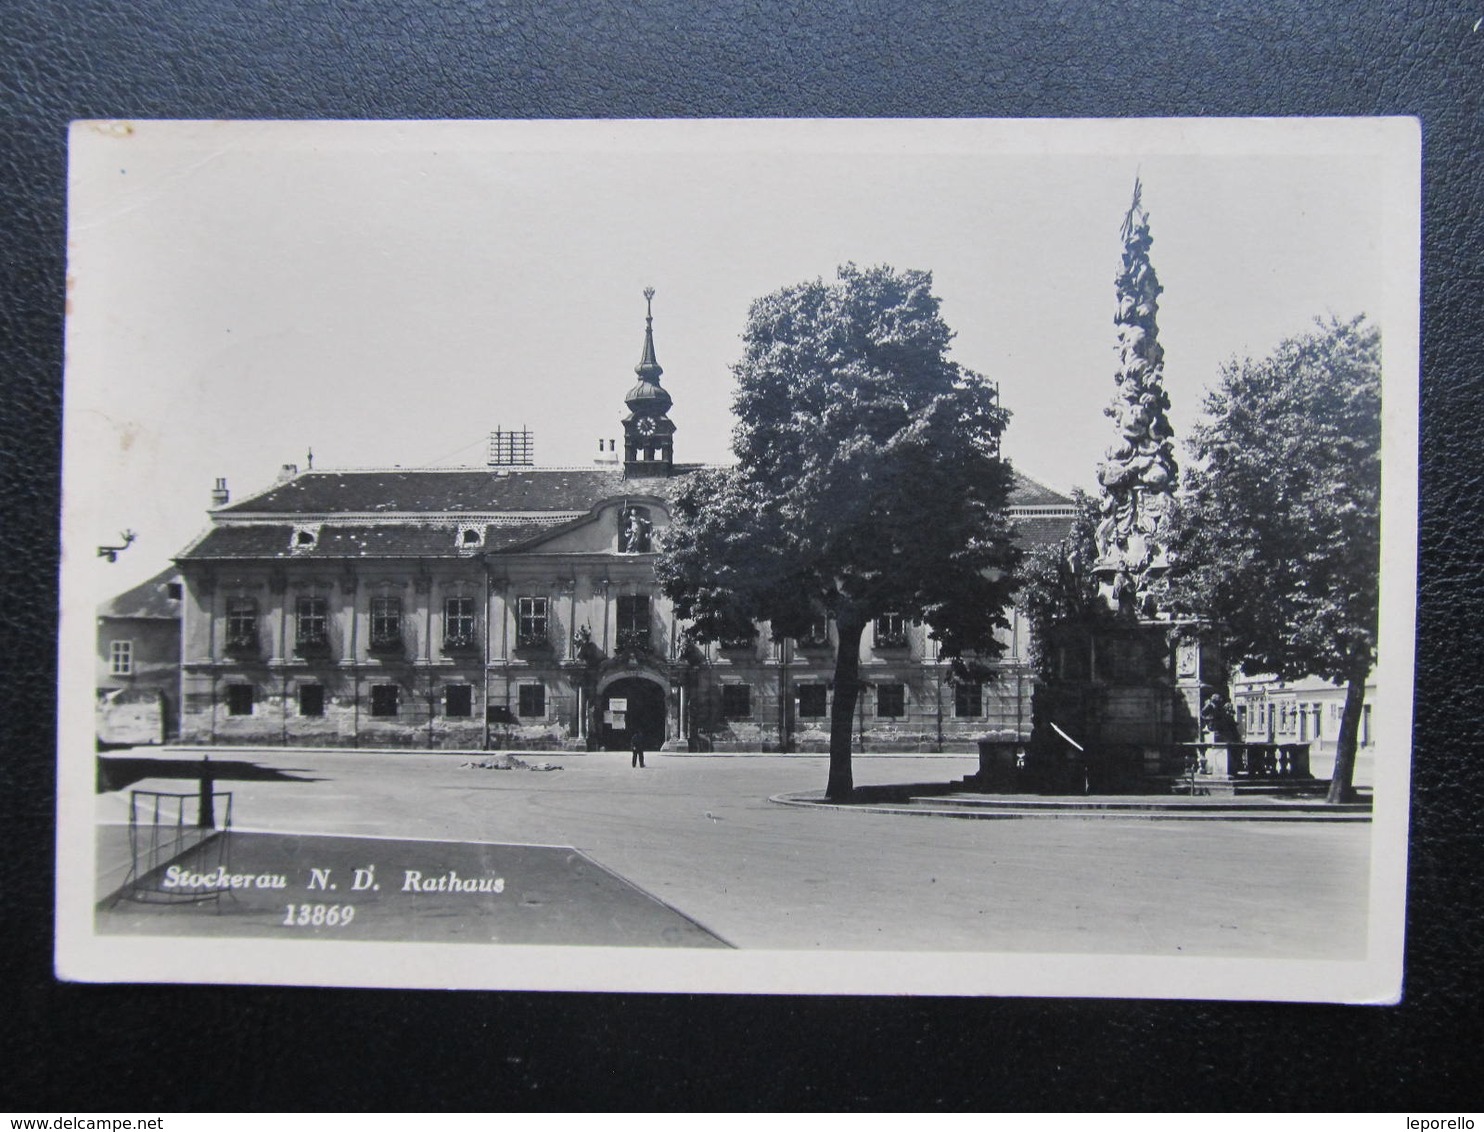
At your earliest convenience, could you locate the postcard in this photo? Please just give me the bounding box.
[57,118,1418,999]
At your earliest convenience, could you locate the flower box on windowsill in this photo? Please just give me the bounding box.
[873,635,909,650]
[514,633,550,652]
[442,634,480,655]
[224,635,260,657]
[615,629,651,654]
[368,634,403,656]
[718,636,757,652]
[795,635,831,650]
[294,637,333,659]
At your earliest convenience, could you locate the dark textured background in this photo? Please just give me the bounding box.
[4,0,1481,1112]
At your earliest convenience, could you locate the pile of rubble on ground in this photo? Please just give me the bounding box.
[458,754,562,772]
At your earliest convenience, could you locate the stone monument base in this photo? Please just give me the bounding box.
[1009,618,1228,795]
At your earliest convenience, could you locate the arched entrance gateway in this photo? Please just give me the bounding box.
[597,675,667,751]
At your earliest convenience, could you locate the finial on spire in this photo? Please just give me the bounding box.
[635,286,663,382]
[1120,176,1144,243]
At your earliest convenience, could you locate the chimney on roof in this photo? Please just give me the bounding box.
[210,477,230,507]
[277,463,299,483]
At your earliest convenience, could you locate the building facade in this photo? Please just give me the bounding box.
[174,300,1076,752]
[1229,672,1377,780]
[96,567,184,746]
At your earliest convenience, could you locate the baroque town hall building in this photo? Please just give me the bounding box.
[175,297,1075,752]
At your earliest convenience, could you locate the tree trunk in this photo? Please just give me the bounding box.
[1325,663,1369,804]
[826,616,866,800]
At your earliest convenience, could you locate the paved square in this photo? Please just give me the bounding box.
[95,748,1374,957]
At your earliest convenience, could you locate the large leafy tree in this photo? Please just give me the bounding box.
[1015,489,1106,679]
[656,264,1021,800]
[1172,316,1381,802]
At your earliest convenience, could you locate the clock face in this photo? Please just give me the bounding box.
[637,416,658,436]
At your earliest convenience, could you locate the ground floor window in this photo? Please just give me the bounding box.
[954,682,983,718]
[518,684,545,717]
[225,684,254,716]
[722,684,751,719]
[798,684,827,718]
[298,684,325,717]
[371,684,399,717]
[446,684,473,718]
[876,683,905,718]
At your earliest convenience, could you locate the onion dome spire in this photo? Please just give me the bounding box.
[623,286,675,477]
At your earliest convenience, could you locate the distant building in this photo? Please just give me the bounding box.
[96,567,183,746]
[1230,672,1377,780]
[173,296,1075,752]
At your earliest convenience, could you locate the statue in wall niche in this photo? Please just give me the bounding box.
[620,506,653,553]
[1093,179,1180,616]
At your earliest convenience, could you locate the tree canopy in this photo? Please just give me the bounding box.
[1014,488,1107,678]
[655,264,1021,798]
[1171,315,1382,800]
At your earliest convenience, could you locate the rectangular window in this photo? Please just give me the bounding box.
[954,682,983,718]
[719,623,758,650]
[616,594,651,651]
[165,582,183,600]
[722,684,751,719]
[877,683,906,718]
[518,684,546,718]
[298,684,325,717]
[225,598,258,650]
[226,684,254,716]
[371,684,399,717]
[517,596,549,648]
[797,618,830,648]
[446,684,473,718]
[444,596,477,649]
[798,684,828,718]
[370,596,402,649]
[296,596,329,651]
[874,613,907,648]
[109,640,133,676]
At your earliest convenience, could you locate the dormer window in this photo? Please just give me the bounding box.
[457,524,484,548]
[290,525,320,552]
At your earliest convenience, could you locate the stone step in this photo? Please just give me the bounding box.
[913,793,1372,814]
[896,803,1371,822]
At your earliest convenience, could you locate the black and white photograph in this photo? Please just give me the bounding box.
[56,117,1418,1000]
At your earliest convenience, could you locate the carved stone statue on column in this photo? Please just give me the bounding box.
[1093,178,1180,616]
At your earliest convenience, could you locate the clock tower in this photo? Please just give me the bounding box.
[622,287,676,478]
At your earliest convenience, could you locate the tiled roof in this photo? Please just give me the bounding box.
[1010,514,1079,551]
[185,464,1074,560]
[1006,471,1076,507]
[220,466,695,516]
[99,566,182,619]
[222,464,1067,517]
